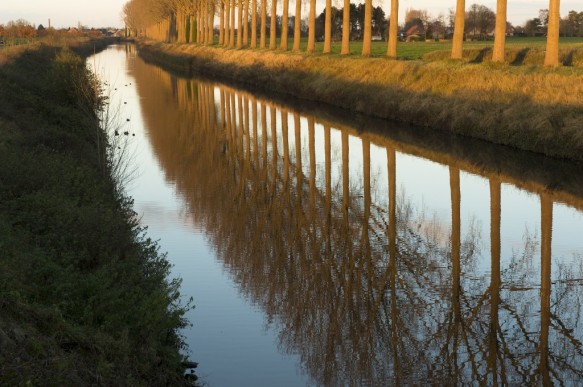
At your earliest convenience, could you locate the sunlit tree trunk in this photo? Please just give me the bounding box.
[323,0,332,53]
[230,0,236,46]
[243,0,249,46]
[201,7,208,44]
[341,0,350,55]
[208,1,215,45]
[251,0,257,47]
[307,0,316,52]
[293,0,302,51]
[260,0,267,48]
[451,0,465,59]
[387,0,398,58]
[224,0,231,46]
[280,0,289,50]
[197,9,203,44]
[361,0,372,56]
[219,1,225,45]
[190,11,198,43]
[270,0,277,49]
[544,0,561,67]
[492,0,507,62]
[237,0,243,47]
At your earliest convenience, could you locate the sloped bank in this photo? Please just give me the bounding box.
[0,40,195,385]
[137,39,583,163]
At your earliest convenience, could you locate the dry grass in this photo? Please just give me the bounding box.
[137,40,583,162]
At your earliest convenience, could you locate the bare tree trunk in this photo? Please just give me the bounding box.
[492,0,507,62]
[237,0,243,47]
[323,0,332,53]
[202,3,208,44]
[197,9,203,44]
[251,0,257,47]
[280,0,289,50]
[230,0,236,46]
[544,0,561,67]
[224,0,230,46]
[361,0,372,56]
[269,0,277,49]
[387,0,398,57]
[260,0,267,48]
[451,0,465,59]
[208,0,214,45]
[243,0,249,46]
[341,0,350,55]
[293,0,302,51]
[307,0,316,52]
[219,1,225,45]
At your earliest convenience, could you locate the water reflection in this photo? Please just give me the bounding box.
[126,45,583,385]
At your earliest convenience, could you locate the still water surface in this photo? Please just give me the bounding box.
[90,45,583,386]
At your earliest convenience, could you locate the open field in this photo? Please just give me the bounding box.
[204,36,583,61]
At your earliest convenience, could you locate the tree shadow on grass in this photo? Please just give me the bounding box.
[470,48,491,63]
[511,48,530,66]
[563,50,575,66]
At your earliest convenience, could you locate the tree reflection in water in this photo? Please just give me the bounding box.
[129,54,583,386]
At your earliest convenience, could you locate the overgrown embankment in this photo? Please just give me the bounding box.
[137,40,583,162]
[0,40,193,385]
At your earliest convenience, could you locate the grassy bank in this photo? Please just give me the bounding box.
[0,40,193,384]
[137,39,583,162]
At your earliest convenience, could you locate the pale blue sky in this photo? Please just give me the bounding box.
[1,0,581,29]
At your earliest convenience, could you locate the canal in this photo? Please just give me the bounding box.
[90,44,583,386]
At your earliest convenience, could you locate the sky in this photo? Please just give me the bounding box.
[1,0,582,29]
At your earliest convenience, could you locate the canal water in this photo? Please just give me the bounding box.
[89,44,583,386]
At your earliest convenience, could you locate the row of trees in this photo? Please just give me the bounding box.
[522,9,583,37]
[122,0,562,66]
[0,19,37,40]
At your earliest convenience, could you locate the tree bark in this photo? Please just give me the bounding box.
[280,0,289,50]
[544,0,561,67]
[293,0,302,51]
[307,0,317,52]
[451,0,465,59]
[323,0,332,53]
[492,0,507,62]
[260,0,267,48]
[270,0,277,49]
[341,0,350,54]
[251,0,257,47]
[387,0,398,58]
[243,0,249,46]
[237,0,243,47]
[224,0,230,46]
[219,1,225,45]
[361,0,372,56]
[230,0,236,47]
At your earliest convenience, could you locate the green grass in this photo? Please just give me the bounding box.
[0,40,194,385]
[203,36,583,60]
